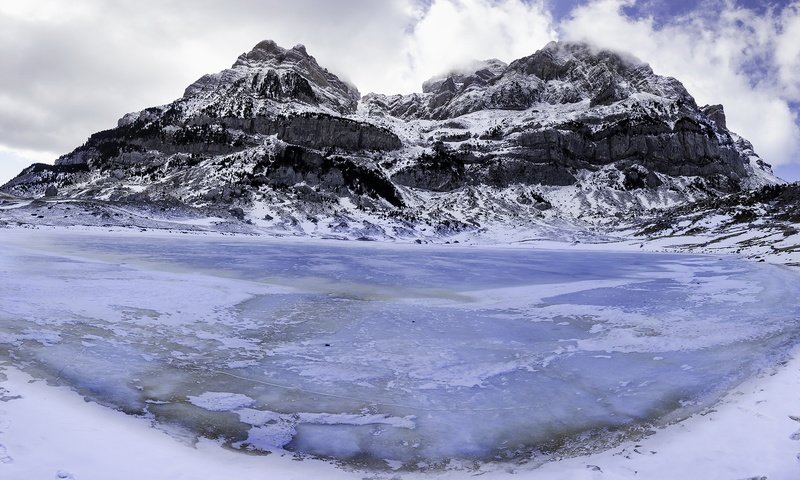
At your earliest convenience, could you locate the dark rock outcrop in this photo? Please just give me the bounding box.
[392,148,466,191]
[209,113,401,152]
[701,104,727,130]
[260,146,403,207]
[392,149,577,190]
[508,116,746,187]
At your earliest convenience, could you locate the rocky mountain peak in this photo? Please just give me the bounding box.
[241,39,284,57]
[40,40,400,175]
[509,41,632,77]
[182,39,360,115]
[421,58,508,94]
[365,41,698,120]
[291,44,308,55]
[232,40,313,69]
[508,41,695,108]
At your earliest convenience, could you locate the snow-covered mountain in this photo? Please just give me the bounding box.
[0,40,782,240]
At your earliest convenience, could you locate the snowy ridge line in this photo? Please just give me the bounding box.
[202,367,551,413]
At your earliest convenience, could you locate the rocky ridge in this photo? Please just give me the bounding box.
[0,40,784,241]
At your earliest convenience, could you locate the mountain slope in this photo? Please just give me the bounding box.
[629,182,800,266]
[0,40,782,240]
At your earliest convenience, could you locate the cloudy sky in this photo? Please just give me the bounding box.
[1,0,799,184]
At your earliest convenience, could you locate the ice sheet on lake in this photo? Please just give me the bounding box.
[1,230,799,466]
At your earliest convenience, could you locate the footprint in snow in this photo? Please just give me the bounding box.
[0,443,12,464]
[790,414,800,441]
[790,416,800,464]
[0,387,22,402]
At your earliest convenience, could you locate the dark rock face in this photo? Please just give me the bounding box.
[210,113,401,152]
[391,148,466,191]
[701,104,727,130]
[472,158,577,187]
[510,116,746,185]
[261,146,403,207]
[392,149,577,190]
[56,112,401,175]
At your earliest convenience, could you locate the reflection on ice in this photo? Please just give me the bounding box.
[1,231,799,467]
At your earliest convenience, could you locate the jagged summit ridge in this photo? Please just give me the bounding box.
[182,40,360,117]
[0,39,781,241]
[421,58,508,94]
[508,41,693,107]
[364,41,695,120]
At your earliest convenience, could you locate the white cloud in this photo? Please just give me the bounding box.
[0,0,798,185]
[775,3,800,100]
[394,0,557,94]
[560,0,800,169]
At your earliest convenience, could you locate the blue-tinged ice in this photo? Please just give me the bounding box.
[1,232,799,465]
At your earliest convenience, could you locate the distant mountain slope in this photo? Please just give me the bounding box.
[631,182,800,266]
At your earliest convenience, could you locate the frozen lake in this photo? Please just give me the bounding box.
[1,230,799,468]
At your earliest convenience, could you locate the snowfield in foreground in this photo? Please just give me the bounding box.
[1,228,800,479]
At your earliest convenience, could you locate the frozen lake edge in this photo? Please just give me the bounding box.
[2,226,800,479]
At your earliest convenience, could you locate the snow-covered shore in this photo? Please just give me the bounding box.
[2,347,799,480]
